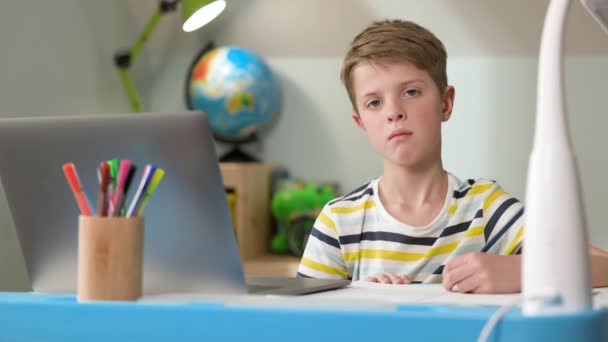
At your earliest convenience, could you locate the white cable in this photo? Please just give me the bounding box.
[477,294,562,342]
[477,299,521,342]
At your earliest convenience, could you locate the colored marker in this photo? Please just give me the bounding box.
[62,162,93,216]
[104,161,115,214]
[118,165,137,216]
[136,168,165,216]
[97,162,111,216]
[109,159,132,216]
[108,159,119,191]
[126,164,157,217]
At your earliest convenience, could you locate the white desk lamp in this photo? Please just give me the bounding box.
[523,0,608,316]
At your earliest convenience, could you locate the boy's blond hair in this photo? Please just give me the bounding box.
[340,19,448,113]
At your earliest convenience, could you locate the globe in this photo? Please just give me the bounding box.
[186,45,280,144]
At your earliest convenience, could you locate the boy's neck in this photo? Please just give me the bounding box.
[379,162,448,210]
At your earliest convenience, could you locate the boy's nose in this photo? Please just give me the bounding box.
[387,112,406,121]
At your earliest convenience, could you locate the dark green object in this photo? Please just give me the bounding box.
[270,181,336,256]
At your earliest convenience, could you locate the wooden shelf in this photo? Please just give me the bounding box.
[220,162,300,277]
[220,162,272,260]
[243,255,301,277]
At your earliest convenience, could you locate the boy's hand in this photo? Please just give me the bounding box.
[442,252,521,294]
[363,273,411,284]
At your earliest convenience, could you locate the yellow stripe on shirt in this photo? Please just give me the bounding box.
[330,200,375,214]
[464,225,485,238]
[484,189,507,211]
[317,212,337,233]
[466,183,493,197]
[345,241,461,263]
[359,249,423,262]
[504,226,524,255]
[300,257,349,276]
[448,205,458,214]
[425,241,461,258]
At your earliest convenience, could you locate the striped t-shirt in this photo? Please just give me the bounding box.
[297,172,524,283]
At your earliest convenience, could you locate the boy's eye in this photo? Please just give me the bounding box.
[404,89,419,97]
[367,99,382,108]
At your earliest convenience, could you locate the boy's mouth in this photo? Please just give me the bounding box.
[388,129,413,141]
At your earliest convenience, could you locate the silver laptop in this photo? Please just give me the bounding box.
[0,111,349,296]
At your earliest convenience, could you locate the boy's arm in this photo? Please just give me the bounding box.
[443,245,608,293]
[440,182,524,293]
[297,205,349,279]
[442,252,521,294]
[590,245,608,287]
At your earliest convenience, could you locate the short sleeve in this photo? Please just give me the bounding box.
[297,204,349,279]
[480,182,525,255]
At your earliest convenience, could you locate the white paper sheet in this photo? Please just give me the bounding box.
[308,282,521,307]
[312,282,608,308]
[140,282,608,311]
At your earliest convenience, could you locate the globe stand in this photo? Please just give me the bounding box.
[218,132,260,162]
[219,145,258,163]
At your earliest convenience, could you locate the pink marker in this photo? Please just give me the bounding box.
[109,159,132,216]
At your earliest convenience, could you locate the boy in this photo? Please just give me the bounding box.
[297,19,608,294]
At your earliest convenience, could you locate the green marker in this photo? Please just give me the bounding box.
[108,159,120,191]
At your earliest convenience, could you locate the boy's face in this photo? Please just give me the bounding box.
[351,61,454,169]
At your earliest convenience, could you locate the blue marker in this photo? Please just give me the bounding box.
[126,164,157,217]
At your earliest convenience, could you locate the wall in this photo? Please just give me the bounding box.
[146,0,608,247]
[1,0,608,290]
[0,0,133,290]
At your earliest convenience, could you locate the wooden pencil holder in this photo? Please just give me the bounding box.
[77,216,144,302]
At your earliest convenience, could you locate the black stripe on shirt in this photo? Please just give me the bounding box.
[455,180,496,199]
[438,209,483,238]
[482,207,524,252]
[296,272,312,278]
[339,233,361,245]
[340,231,437,246]
[515,244,523,255]
[433,265,444,275]
[440,221,470,237]
[310,227,340,249]
[328,182,371,205]
[474,208,484,219]
[340,208,484,246]
[340,188,374,203]
[454,187,471,199]
[484,197,519,242]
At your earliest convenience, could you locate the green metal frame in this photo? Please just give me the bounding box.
[115,7,165,112]
[115,0,221,112]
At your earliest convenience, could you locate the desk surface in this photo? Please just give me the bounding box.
[1,286,607,341]
[311,282,608,308]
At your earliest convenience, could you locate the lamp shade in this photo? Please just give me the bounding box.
[182,0,226,32]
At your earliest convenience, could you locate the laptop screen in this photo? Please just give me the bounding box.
[0,112,247,295]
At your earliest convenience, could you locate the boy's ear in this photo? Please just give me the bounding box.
[352,112,366,131]
[441,85,455,122]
